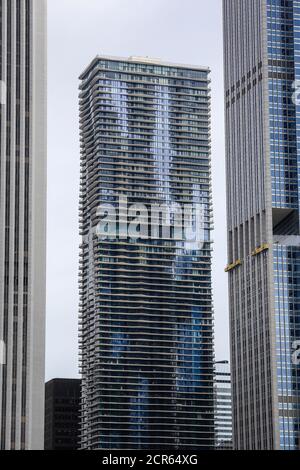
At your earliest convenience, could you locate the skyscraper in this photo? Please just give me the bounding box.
[224,0,300,450]
[79,55,214,450]
[0,0,47,450]
[214,361,233,450]
[45,379,81,451]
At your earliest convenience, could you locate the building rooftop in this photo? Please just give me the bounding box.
[79,54,210,80]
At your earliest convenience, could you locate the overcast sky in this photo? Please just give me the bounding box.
[46,0,228,381]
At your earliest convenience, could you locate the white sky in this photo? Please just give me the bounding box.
[46,0,228,381]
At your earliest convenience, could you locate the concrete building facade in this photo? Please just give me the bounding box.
[0,0,47,450]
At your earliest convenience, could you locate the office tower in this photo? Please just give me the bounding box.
[0,0,47,450]
[45,379,81,451]
[79,55,214,450]
[214,361,233,450]
[223,0,300,450]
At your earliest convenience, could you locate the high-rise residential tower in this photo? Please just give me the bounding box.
[79,55,214,450]
[0,0,47,450]
[224,0,300,450]
[214,361,233,450]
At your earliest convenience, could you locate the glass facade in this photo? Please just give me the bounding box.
[274,246,300,449]
[268,0,300,450]
[79,56,214,450]
[224,0,300,450]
